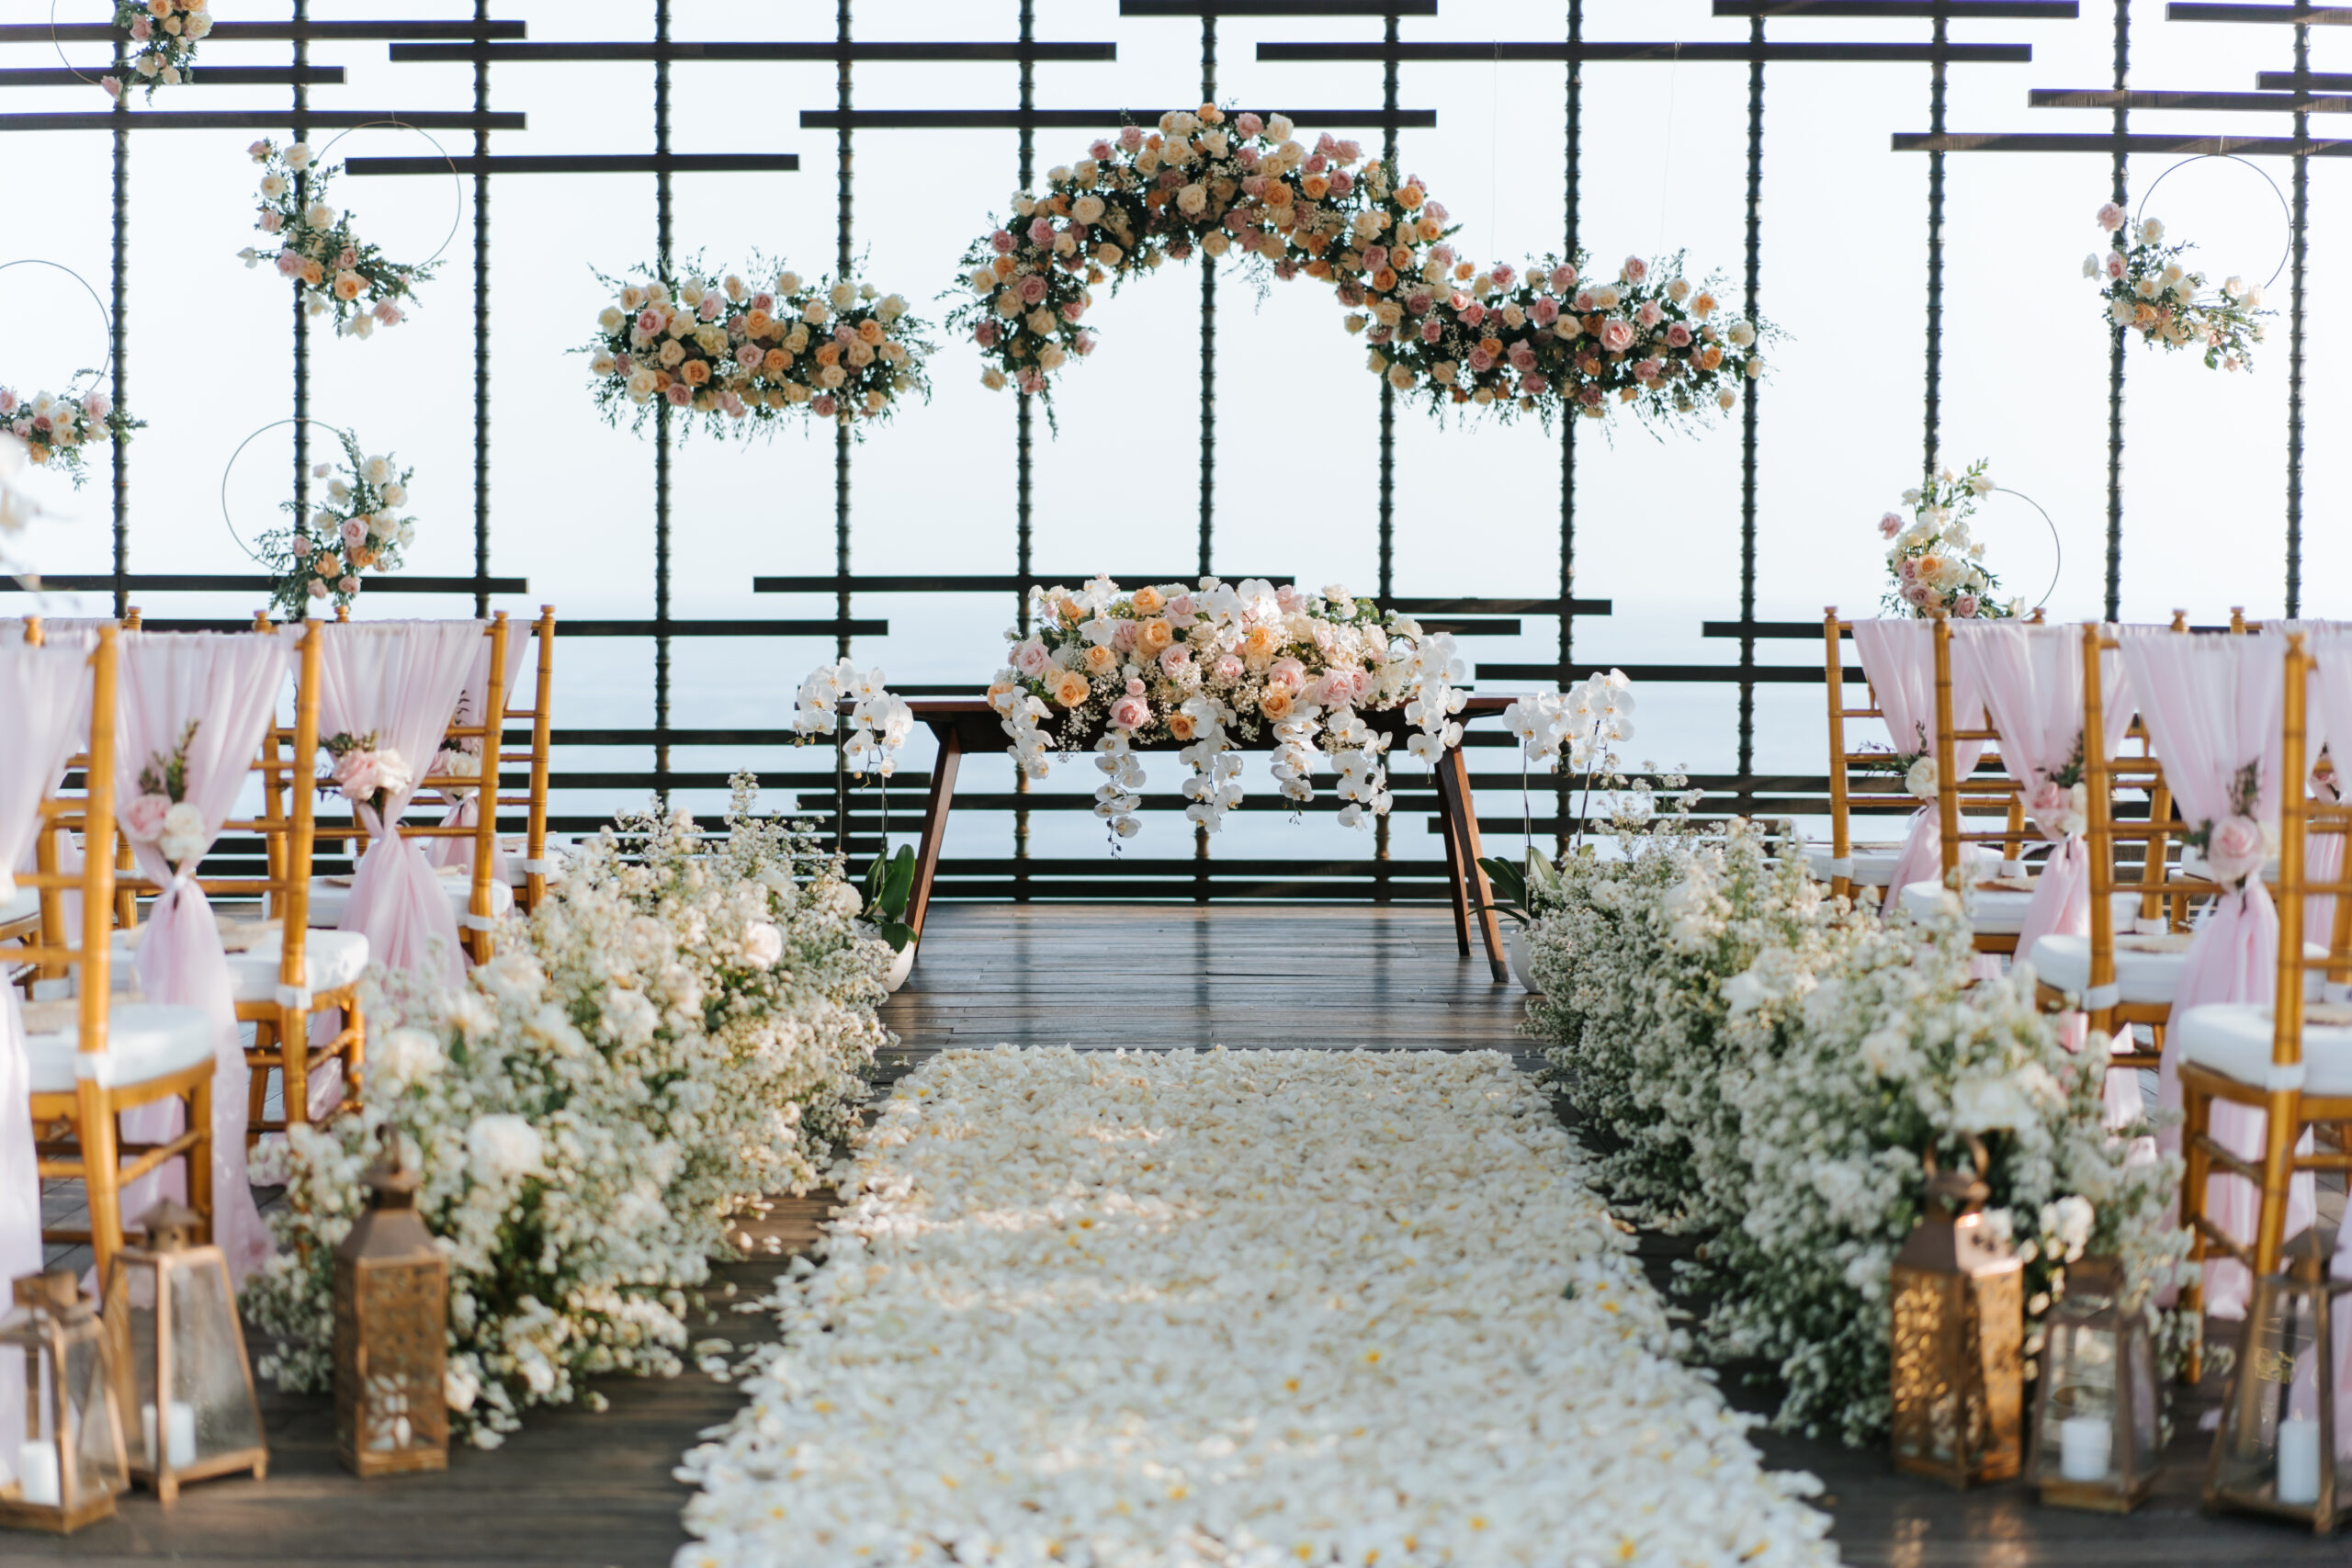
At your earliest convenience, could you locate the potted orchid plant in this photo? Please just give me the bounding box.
[793,660,919,989]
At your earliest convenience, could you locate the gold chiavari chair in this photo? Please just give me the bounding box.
[2173,630,2352,1340]
[1818,606,1933,908]
[12,622,217,1286]
[509,605,557,913]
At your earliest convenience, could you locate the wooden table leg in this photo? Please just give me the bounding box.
[1443,745,1510,983]
[905,725,961,947]
[1432,751,1473,957]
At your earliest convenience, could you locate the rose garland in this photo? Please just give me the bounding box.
[238,140,434,338]
[0,384,138,489]
[255,430,416,619]
[1878,458,2016,620]
[2086,203,2267,371]
[950,107,1767,429]
[582,261,932,436]
[988,575,1464,840]
[101,0,210,101]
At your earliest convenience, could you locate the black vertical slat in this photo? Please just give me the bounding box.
[2103,0,2128,623]
[1014,0,1035,893]
[1557,0,1582,861]
[653,0,673,801]
[1923,8,1946,491]
[1195,16,1216,906]
[472,0,492,619]
[1736,12,1765,818]
[834,0,855,853]
[2285,19,2309,618]
[1374,11,1400,898]
[291,0,311,582]
[109,28,129,616]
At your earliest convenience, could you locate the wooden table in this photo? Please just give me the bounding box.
[902,695,1514,982]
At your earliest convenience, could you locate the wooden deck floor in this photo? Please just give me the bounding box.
[13,904,2346,1564]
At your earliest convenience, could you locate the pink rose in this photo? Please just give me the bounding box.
[121,793,172,843]
[1236,112,1263,139]
[1108,694,1150,731]
[989,230,1015,254]
[1406,289,1432,316]
[1016,370,1044,396]
[812,393,839,416]
[1954,593,1980,619]
[130,16,153,40]
[2204,814,2268,887]
[290,535,312,558]
[1269,656,1306,692]
[1578,385,1604,408]
[1018,274,1048,305]
[2105,252,2125,281]
[1238,145,1261,171]
[1090,139,1114,161]
[1621,255,1648,284]
[1423,200,1447,224]
[1899,558,1920,582]
[2024,778,2072,840]
[1458,301,1485,328]
[1060,299,1086,322]
[1275,585,1305,614]
[1363,244,1388,272]
[1491,264,1516,288]
[1241,174,1267,200]
[1317,671,1360,708]
[1158,645,1192,674]
[338,576,360,596]
[1167,593,1196,626]
[1316,132,1337,155]
[2096,201,2125,232]
[1665,322,1692,348]
[1329,169,1353,196]
[666,382,693,406]
[637,309,663,334]
[1507,344,1536,372]
[334,750,380,803]
[1420,320,1443,344]
[1335,140,1363,164]
[372,300,402,325]
[1632,359,1662,383]
[337,246,358,270]
[1903,581,1933,607]
[260,210,284,233]
[1574,290,1595,312]
[737,343,763,367]
[1531,297,1560,327]
[1551,264,1578,292]
[82,391,110,421]
[1027,216,1056,246]
[721,391,746,417]
[1118,125,1145,152]
[1467,347,1496,374]
[752,292,775,312]
[103,74,122,99]
[1013,637,1049,677]
[1521,372,1549,395]
[1636,300,1664,329]
[975,321,1000,348]
[1304,152,1328,175]
[1111,621,1138,653]
[275,252,300,277]
[1074,331,1098,356]
[833,323,857,346]
[339,518,367,546]
[1213,654,1244,682]
[1878,512,1904,539]
[1600,319,1635,354]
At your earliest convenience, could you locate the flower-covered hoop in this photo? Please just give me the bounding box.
[2134,153,2290,294]
[218,416,348,568]
[0,257,115,385]
[0,258,139,486]
[240,122,453,338]
[309,119,465,274]
[1984,485,2062,613]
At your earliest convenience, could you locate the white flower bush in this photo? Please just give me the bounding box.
[1521,802,2190,1443]
[243,776,892,1443]
[673,1047,1836,1568]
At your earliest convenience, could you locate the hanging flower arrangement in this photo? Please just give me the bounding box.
[1878,458,2018,620]
[581,259,933,437]
[237,140,434,338]
[0,384,138,488]
[255,430,415,619]
[949,107,1768,430]
[101,0,210,100]
[2086,203,2268,371]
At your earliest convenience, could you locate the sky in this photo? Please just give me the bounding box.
[5,0,2346,865]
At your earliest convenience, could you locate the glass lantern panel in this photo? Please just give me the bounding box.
[1891,1273,1964,1469]
[116,1264,164,1468]
[63,1333,125,1498]
[2032,1318,2120,1485]
[360,1262,444,1458]
[2215,1286,2322,1504]
[4,1340,56,1503]
[168,1258,262,1462]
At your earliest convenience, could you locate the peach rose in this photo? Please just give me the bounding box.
[1082,644,1119,675]
[763,347,792,374]
[1261,688,1295,721]
[1168,712,1197,741]
[681,357,711,385]
[1138,618,1174,655]
[1132,586,1166,615]
[857,319,885,345]
[332,271,364,302]
[1051,669,1091,708]
[1241,626,1279,664]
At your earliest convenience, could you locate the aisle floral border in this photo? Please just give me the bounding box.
[950,107,1768,430]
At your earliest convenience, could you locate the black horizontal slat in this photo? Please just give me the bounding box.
[1122,1,1439,13]
[1713,1,2077,15]
[23,573,528,594]
[1895,131,2352,154]
[554,619,888,637]
[2029,88,2352,111]
[390,41,1116,62]
[6,22,527,41]
[752,573,1295,592]
[0,111,526,132]
[0,67,347,86]
[1702,619,1849,638]
[2167,4,2352,22]
[1385,596,1612,615]
[1259,41,2033,63]
[1476,662,1857,684]
[1419,619,1521,637]
[2259,72,2352,88]
[799,109,1436,130]
[347,154,800,175]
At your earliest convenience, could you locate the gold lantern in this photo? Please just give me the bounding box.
[2024,1256,2162,1511]
[0,1270,130,1534]
[334,1140,449,1478]
[101,1201,268,1501]
[2206,1228,2351,1531]
[1889,1143,2025,1488]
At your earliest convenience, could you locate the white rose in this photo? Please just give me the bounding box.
[375,1026,446,1089]
[464,1113,544,1186]
[980,367,1007,390]
[259,173,288,199]
[830,282,855,310]
[365,456,390,483]
[1905,755,1939,801]
[380,481,406,505]
[741,921,785,969]
[775,270,802,295]
[306,202,335,230]
[822,881,864,919]
[627,368,659,401]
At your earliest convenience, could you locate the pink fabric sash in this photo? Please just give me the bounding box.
[1851,619,1987,900]
[2120,630,2314,1316]
[0,642,96,1487]
[109,633,290,1282]
[316,622,487,987]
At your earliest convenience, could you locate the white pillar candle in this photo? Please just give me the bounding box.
[16,1439,61,1506]
[2058,1414,2113,1483]
[141,1400,198,1469]
[2278,1416,2324,1506]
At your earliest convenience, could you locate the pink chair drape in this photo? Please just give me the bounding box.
[2120,629,2316,1316]
[422,625,531,886]
[0,641,94,1494]
[2301,632,2352,1427]
[1851,618,1989,900]
[315,621,486,987]
[109,633,290,1282]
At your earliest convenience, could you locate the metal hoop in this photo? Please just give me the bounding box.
[0,259,115,387]
[311,119,465,272]
[48,0,106,94]
[219,417,350,566]
[2134,154,2291,293]
[1984,486,2062,612]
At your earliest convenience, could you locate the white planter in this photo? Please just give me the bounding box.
[883,939,916,994]
[1507,926,1541,994]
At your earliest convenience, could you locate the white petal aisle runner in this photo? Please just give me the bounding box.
[674,1048,1837,1568]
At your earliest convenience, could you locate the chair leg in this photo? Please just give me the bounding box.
[343,998,367,1116]
[2180,1083,2211,1382]
[184,1074,214,1246]
[2252,1087,2301,1280]
[246,1018,275,1133]
[281,1003,311,1129]
[75,1080,125,1289]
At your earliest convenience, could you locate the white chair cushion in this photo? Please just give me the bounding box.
[1899,881,2142,938]
[1804,841,2000,887]
[304,869,512,930]
[107,927,371,1000]
[2030,933,2328,1006]
[23,1001,214,1094]
[3,884,38,927]
[2176,1002,2352,1096]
